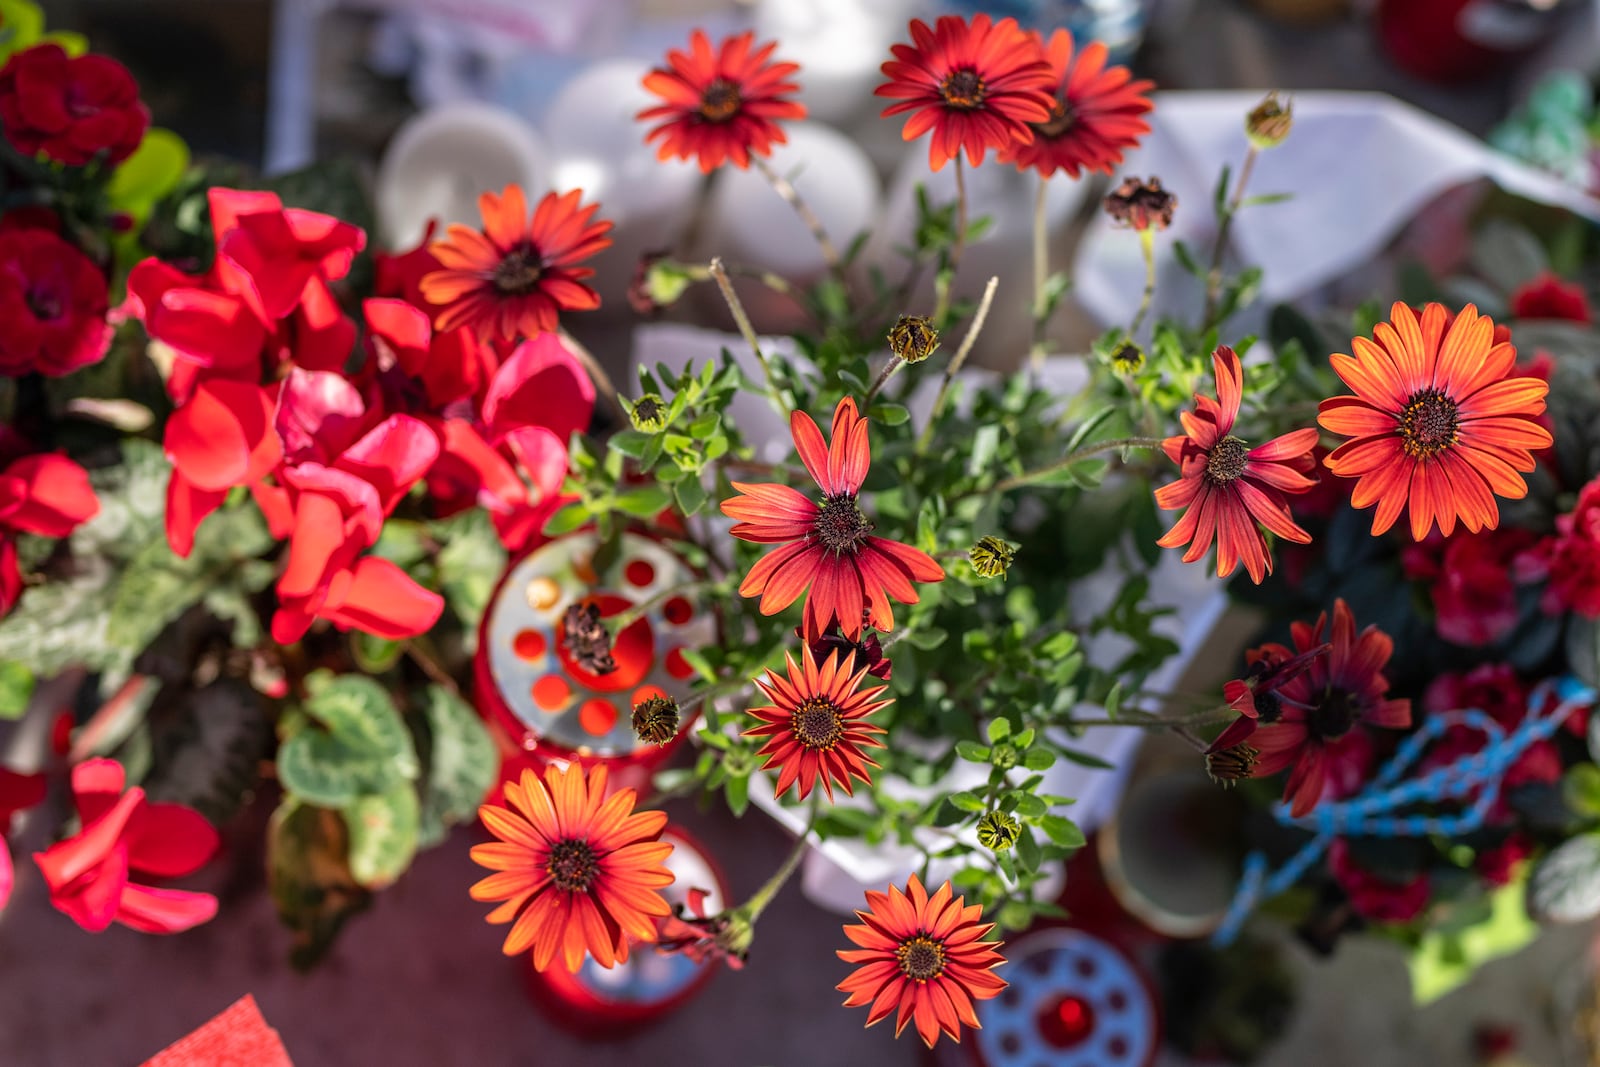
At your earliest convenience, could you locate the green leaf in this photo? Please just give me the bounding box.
[277,733,405,808]
[1411,877,1538,1005]
[434,510,507,640]
[0,660,34,720]
[1013,793,1048,818]
[268,799,371,970]
[676,648,718,683]
[609,430,651,459]
[1528,833,1600,922]
[726,773,750,817]
[1565,763,1600,820]
[543,503,591,537]
[107,127,190,222]
[947,791,987,814]
[351,632,403,674]
[1038,814,1085,848]
[343,785,421,889]
[417,685,498,847]
[955,741,991,764]
[1022,749,1057,771]
[869,403,910,426]
[1062,406,1117,457]
[1171,240,1204,278]
[967,425,1001,478]
[1240,191,1293,208]
[1104,682,1124,720]
[615,486,672,518]
[278,673,420,806]
[673,477,708,516]
[986,718,1011,744]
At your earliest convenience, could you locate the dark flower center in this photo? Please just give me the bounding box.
[25,286,61,321]
[813,493,873,557]
[896,935,947,981]
[700,79,742,122]
[1399,389,1459,459]
[1254,689,1283,724]
[1205,435,1251,485]
[1036,98,1076,138]
[939,69,986,110]
[547,839,599,893]
[793,696,844,750]
[493,247,544,296]
[1309,688,1359,740]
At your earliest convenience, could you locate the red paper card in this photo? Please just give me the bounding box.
[140,994,293,1067]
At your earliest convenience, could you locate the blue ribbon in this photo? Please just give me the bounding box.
[1212,675,1592,946]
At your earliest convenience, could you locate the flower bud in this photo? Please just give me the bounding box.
[888,315,940,364]
[1206,743,1260,786]
[629,393,669,434]
[976,810,1021,852]
[968,536,1015,579]
[1110,342,1145,374]
[631,694,680,746]
[1246,92,1292,150]
[991,742,1019,770]
[628,252,694,315]
[1104,176,1177,232]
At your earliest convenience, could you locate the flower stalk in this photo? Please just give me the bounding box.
[931,157,969,329]
[709,257,788,412]
[915,274,999,456]
[754,155,846,284]
[981,435,1166,495]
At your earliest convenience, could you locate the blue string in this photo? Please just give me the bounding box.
[1211,676,1591,947]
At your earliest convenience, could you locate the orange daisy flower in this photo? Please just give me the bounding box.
[745,646,891,801]
[721,397,943,641]
[469,762,674,973]
[1154,345,1320,583]
[638,29,806,173]
[1319,302,1553,541]
[837,874,1007,1048]
[1000,29,1155,179]
[420,184,612,343]
[875,14,1055,172]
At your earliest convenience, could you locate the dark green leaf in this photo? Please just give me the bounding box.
[418,685,498,847]
[343,786,420,889]
[1528,833,1600,922]
[955,741,991,763]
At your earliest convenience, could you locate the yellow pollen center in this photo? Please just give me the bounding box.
[896,935,947,981]
[700,79,742,122]
[940,69,986,109]
[1399,389,1459,458]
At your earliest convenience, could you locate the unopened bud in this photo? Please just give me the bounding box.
[1246,92,1292,149]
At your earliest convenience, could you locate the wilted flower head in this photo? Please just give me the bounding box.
[1104,175,1177,232]
[1206,743,1260,785]
[632,694,680,746]
[655,886,748,970]
[561,601,617,676]
[888,315,939,364]
[1246,91,1292,149]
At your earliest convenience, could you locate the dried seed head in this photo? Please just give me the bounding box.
[888,315,940,364]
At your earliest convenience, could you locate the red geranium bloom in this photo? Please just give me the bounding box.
[33,758,219,934]
[722,397,943,640]
[1328,840,1429,925]
[1319,302,1553,541]
[0,451,99,616]
[419,185,613,343]
[1155,346,1319,583]
[1401,528,1535,646]
[0,228,111,376]
[469,763,674,973]
[999,29,1154,179]
[1511,271,1590,324]
[1519,472,1600,618]
[745,647,891,801]
[838,874,1008,1048]
[875,14,1055,172]
[0,44,148,165]
[1237,599,1412,818]
[639,30,806,173]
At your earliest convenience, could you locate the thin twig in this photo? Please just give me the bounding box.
[1029,175,1051,369]
[708,257,786,411]
[404,640,461,696]
[1203,144,1260,329]
[558,327,626,422]
[914,275,999,455]
[864,358,902,406]
[609,578,721,632]
[931,157,968,328]
[977,435,1165,496]
[1129,228,1157,338]
[754,156,845,283]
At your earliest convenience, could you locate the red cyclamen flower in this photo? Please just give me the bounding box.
[745,647,891,801]
[1227,599,1411,817]
[876,14,1055,172]
[721,397,943,640]
[1328,840,1429,924]
[1518,472,1600,618]
[420,185,613,344]
[1154,345,1319,583]
[1401,527,1535,646]
[1510,271,1590,324]
[0,228,111,377]
[0,44,148,165]
[0,451,99,617]
[838,875,1008,1047]
[1000,29,1154,179]
[34,759,219,933]
[639,30,807,173]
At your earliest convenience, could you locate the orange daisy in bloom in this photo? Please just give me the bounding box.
[721,397,943,641]
[469,762,674,973]
[1000,29,1155,179]
[420,184,612,343]
[838,874,1007,1048]
[1154,345,1320,583]
[875,14,1055,172]
[638,30,807,173]
[1319,302,1553,541]
[745,647,891,801]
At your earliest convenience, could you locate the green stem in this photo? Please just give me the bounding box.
[914,274,999,456]
[709,257,787,412]
[738,796,821,922]
[979,435,1166,496]
[1029,175,1051,371]
[686,261,815,321]
[864,357,903,407]
[931,157,968,329]
[1203,144,1260,330]
[1129,227,1157,338]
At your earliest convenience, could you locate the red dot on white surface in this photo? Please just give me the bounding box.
[665,648,695,680]
[625,559,655,587]
[513,629,547,660]
[580,698,618,736]
[532,675,571,712]
[663,596,693,625]
[1038,993,1095,1049]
